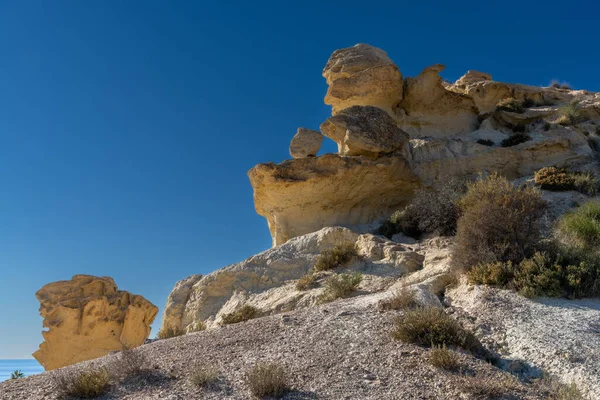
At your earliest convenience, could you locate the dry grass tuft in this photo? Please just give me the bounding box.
[190,366,220,389]
[245,363,290,398]
[379,288,419,311]
[429,345,461,371]
[158,325,185,340]
[296,273,317,291]
[221,304,260,325]
[319,272,362,303]
[460,373,521,397]
[314,243,358,271]
[54,367,110,399]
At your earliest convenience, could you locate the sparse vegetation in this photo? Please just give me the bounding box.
[453,174,546,270]
[391,307,484,356]
[221,304,260,325]
[157,325,185,339]
[245,363,290,398]
[10,370,24,379]
[534,167,597,195]
[429,345,460,371]
[558,100,583,125]
[496,98,524,113]
[314,243,358,271]
[296,273,317,291]
[54,367,110,399]
[557,200,600,249]
[501,132,531,147]
[535,376,584,400]
[467,260,515,288]
[112,347,146,379]
[190,366,220,389]
[190,321,207,332]
[319,272,362,303]
[379,288,419,311]
[378,179,465,239]
[461,374,521,397]
[476,139,494,146]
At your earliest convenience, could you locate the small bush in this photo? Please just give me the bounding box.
[476,139,494,146]
[190,321,207,332]
[245,363,289,398]
[467,261,515,287]
[391,307,483,355]
[454,174,546,270]
[296,273,317,291]
[157,325,185,339]
[314,243,357,271]
[429,345,460,371]
[557,201,600,248]
[54,367,110,399]
[501,133,531,147]
[190,366,220,389]
[319,272,362,303]
[559,100,582,125]
[379,288,419,311]
[461,374,520,397]
[496,98,524,113]
[535,167,598,195]
[221,304,260,325]
[112,347,146,379]
[10,370,24,379]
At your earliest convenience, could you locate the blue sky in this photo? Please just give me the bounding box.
[0,0,597,359]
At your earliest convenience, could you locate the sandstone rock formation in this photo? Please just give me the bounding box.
[33,275,158,370]
[320,105,408,157]
[454,70,492,87]
[289,127,323,158]
[323,43,403,116]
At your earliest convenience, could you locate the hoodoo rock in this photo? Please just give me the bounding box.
[323,44,403,116]
[33,275,158,370]
[289,127,323,158]
[320,105,408,157]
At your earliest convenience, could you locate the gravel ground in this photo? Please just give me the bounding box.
[1,292,552,400]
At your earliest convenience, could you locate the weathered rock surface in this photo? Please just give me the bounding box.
[33,275,158,371]
[454,70,492,87]
[161,227,424,332]
[323,43,403,116]
[320,105,408,157]
[396,64,479,138]
[289,127,323,158]
[248,154,419,246]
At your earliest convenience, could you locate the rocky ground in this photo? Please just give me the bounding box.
[2,285,595,399]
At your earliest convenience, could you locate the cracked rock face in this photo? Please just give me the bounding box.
[33,275,158,370]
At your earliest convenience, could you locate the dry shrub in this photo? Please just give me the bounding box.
[535,167,598,195]
[314,243,357,271]
[467,261,515,288]
[157,325,185,340]
[221,304,260,325]
[453,174,546,270]
[429,345,460,371]
[535,377,584,400]
[501,133,531,147]
[54,367,110,399]
[296,273,317,291]
[559,100,583,125]
[496,98,524,113]
[190,321,207,332]
[319,272,362,303]
[461,374,520,397]
[245,363,289,398]
[112,347,146,379]
[379,288,419,311]
[391,307,485,356]
[190,366,220,389]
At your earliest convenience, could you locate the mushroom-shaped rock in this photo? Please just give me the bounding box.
[455,70,492,87]
[323,43,403,116]
[396,64,479,138]
[320,105,409,158]
[33,275,158,370]
[289,128,323,158]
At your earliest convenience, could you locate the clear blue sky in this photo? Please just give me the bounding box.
[0,0,597,359]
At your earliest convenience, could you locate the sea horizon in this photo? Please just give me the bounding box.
[0,359,44,382]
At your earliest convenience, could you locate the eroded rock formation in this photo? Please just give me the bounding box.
[289,127,323,158]
[33,275,158,370]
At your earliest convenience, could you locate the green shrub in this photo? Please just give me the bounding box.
[54,367,110,399]
[467,261,515,287]
[496,98,524,113]
[221,305,260,325]
[314,243,357,271]
[391,307,484,356]
[10,370,24,379]
[319,272,362,303]
[157,325,185,340]
[535,167,598,195]
[245,363,289,398]
[501,133,531,147]
[379,288,419,311]
[296,273,317,291]
[476,139,494,146]
[190,366,220,389]
[454,174,546,270]
[558,100,582,125]
[557,201,600,248]
[429,345,460,371]
[513,252,564,298]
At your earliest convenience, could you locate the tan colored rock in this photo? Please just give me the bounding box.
[323,44,403,115]
[289,128,323,158]
[160,227,424,332]
[161,274,203,334]
[248,153,419,246]
[396,64,479,138]
[33,275,158,371]
[320,106,408,157]
[454,70,492,87]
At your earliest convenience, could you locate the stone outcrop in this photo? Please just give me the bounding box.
[33,275,158,371]
[289,127,323,158]
[323,44,403,116]
[161,227,424,332]
[454,70,492,87]
[248,154,419,246]
[320,105,408,157]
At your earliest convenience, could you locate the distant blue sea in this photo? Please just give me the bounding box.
[0,360,44,382]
